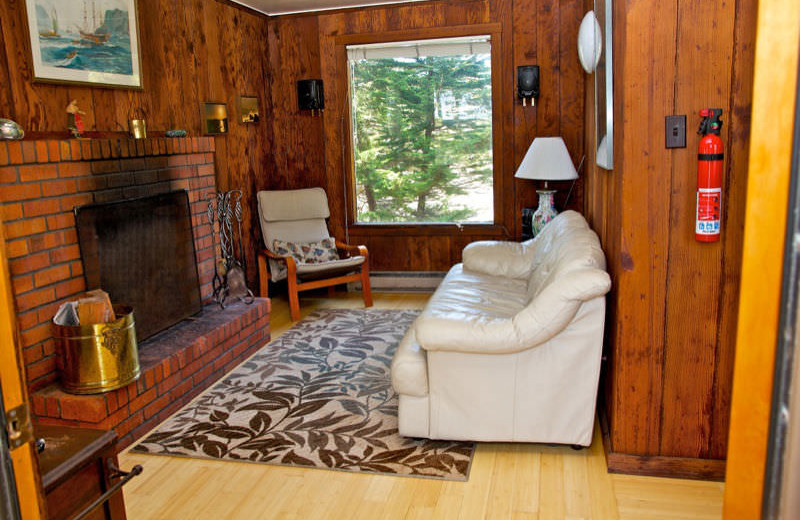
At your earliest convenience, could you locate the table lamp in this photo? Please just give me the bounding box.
[514,137,578,236]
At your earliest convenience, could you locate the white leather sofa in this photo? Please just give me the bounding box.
[390,211,611,446]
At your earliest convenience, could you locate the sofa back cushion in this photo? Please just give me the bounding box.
[526,211,607,300]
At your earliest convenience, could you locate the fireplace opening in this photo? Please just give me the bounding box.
[75,190,203,341]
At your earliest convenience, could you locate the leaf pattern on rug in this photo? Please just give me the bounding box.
[132,309,475,480]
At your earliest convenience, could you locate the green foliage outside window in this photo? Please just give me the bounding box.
[350,53,494,223]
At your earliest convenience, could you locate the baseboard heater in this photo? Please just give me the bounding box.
[348,271,446,292]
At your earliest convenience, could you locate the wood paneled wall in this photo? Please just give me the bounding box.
[0,0,272,284]
[263,0,585,272]
[584,0,757,477]
[0,0,585,278]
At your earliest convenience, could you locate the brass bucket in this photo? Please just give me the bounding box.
[128,119,146,139]
[53,305,140,394]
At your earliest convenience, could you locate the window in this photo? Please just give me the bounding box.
[347,36,494,224]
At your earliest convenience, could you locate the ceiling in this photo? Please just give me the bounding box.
[231,0,428,16]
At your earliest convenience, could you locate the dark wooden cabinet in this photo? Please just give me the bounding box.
[36,425,128,520]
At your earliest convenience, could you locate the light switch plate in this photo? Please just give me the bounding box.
[666,115,687,148]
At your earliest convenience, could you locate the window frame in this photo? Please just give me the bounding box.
[335,24,505,234]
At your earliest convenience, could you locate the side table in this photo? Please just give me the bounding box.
[36,425,140,520]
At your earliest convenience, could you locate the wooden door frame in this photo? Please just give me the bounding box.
[0,214,45,520]
[723,0,800,517]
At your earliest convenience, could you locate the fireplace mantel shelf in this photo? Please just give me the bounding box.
[1,136,214,165]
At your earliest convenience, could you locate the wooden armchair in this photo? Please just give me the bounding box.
[256,188,373,321]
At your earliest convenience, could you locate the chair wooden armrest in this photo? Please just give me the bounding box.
[257,248,297,298]
[260,248,296,263]
[334,241,372,311]
[335,240,369,259]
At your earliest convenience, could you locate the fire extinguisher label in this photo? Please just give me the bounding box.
[696,188,722,235]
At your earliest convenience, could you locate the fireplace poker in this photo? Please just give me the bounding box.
[229,191,254,305]
[207,193,224,303]
[233,191,247,276]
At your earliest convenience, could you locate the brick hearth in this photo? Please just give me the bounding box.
[33,300,270,448]
[0,136,271,447]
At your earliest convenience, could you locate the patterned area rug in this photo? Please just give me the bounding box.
[131,309,475,480]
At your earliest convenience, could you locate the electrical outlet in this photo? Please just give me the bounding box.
[665,115,687,148]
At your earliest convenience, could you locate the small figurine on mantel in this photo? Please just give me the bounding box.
[66,99,85,138]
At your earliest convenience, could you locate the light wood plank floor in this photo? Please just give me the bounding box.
[119,291,724,519]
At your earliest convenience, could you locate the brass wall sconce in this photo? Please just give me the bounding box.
[203,102,228,135]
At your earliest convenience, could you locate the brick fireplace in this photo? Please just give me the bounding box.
[0,137,270,447]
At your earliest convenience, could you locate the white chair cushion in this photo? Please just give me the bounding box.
[296,256,365,275]
[257,188,336,282]
[257,188,330,221]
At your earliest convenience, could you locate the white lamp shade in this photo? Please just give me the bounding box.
[514,137,578,181]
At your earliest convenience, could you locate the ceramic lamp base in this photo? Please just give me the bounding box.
[531,189,558,236]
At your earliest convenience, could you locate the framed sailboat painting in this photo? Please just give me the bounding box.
[24,0,142,88]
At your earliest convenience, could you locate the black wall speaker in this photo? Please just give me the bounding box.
[297,79,324,110]
[517,65,540,101]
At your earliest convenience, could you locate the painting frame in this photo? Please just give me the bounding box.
[24,0,143,89]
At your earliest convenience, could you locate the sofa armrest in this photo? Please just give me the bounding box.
[416,269,611,355]
[462,240,535,279]
[390,328,429,397]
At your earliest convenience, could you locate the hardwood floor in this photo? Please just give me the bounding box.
[118,291,724,519]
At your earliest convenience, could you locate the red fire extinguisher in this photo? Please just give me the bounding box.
[696,108,724,242]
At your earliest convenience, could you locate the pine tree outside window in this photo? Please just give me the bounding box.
[347,36,494,224]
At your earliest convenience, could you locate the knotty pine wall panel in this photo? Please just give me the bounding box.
[0,0,272,284]
[266,16,325,192]
[614,0,677,459]
[263,0,586,271]
[710,0,757,461]
[660,0,737,460]
[584,0,757,476]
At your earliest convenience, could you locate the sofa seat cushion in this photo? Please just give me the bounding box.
[416,266,610,355]
[423,264,530,320]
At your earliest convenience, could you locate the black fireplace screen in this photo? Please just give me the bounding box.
[75,190,203,341]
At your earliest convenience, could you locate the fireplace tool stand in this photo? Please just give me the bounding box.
[207,190,254,308]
